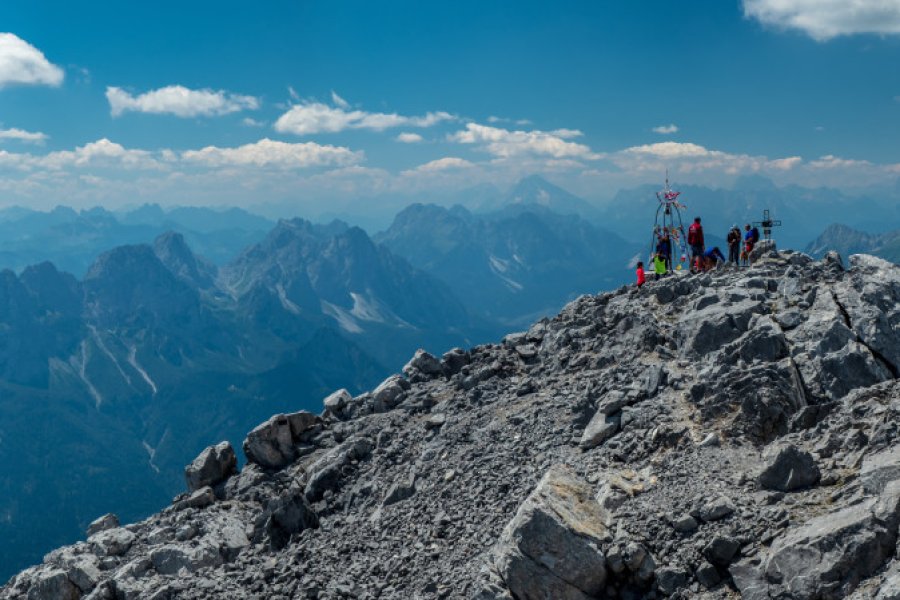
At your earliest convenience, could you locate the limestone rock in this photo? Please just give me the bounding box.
[322,388,351,418]
[242,411,320,470]
[494,465,610,600]
[86,514,119,537]
[862,446,900,495]
[403,349,443,376]
[733,480,900,599]
[184,441,238,492]
[758,443,820,492]
[25,569,79,600]
[580,411,620,450]
[89,527,135,557]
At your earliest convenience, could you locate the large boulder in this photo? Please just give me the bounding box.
[258,492,320,550]
[580,411,620,450]
[678,300,764,358]
[322,388,352,419]
[861,445,900,495]
[403,349,444,377]
[304,437,374,502]
[86,513,119,537]
[149,542,222,575]
[749,239,777,262]
[24,569,79,600]
[758,444,820,492]
[732,480,900,599]
[184,441,238,492]
[88,527,135,557]
[493,465,610,600]
[243,411,321,470]
[372,375,410,412]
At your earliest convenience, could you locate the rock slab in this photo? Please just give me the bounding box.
[494,465,610,600]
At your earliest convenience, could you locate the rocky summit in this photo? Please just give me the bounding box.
[6,247,900,600]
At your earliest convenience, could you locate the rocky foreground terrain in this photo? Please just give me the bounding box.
[5,246,900,599]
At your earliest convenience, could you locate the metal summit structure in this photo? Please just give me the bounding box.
[649,171,689,271]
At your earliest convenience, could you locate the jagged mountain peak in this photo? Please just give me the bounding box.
[10,248,900,599]
[153,231,218,290]
[502,174,597,217]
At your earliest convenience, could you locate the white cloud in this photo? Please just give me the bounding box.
[106,85,260,118]
[0,33,64,87]
[613,141,802,175]
[274,96,454,135]
[487,115,533,126]
[0,127,47,144]
[742,0,900,40]
[396,132,423,143]
[242,117,266,127]
[0,138,163,171]
[652,124,679,135]
[408,157,474,173]
[331,91,349,109]
[449,123,601,160]
[181,138,362,169]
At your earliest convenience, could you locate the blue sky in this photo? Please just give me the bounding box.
[0,0,898,212]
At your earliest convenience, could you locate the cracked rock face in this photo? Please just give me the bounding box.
[6,250,900,600]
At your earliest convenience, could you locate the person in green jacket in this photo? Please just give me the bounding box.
[653,253,667,280]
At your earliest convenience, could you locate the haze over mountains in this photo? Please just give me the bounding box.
[1,173,899,581]
[0,204,274,276]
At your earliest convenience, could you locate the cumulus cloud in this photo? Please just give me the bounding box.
[106,85,260,118]
[742,0,900,40]
[395,132,423,143]
[181,138,362,169]
[0,138,163,171]
[0,137,360,175]
[612,141,802,175]
[408,157,474,173]
[0,33,64,87]
[0,127,47,144]
[448,123,602,160]
[274,95,454,135]
[652,124,679,135]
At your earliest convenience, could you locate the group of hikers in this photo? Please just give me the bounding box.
[636,217,761,287]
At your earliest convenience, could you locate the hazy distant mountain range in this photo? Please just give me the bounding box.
[806,223,900,263]
[376,202,637,326]
[0,204,274,276]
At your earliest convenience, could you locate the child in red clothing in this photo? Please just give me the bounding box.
[636,261,646,287]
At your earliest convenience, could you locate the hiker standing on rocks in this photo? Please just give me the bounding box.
[742,223,760,266]
[656,232,672,272]
[636,261,646,288]
[687,217,705,266]
[727,224,741,265]
[653,253,667,280]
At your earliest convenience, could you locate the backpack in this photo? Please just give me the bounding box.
[750,227,760,243]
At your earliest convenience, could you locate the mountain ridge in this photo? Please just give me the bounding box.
[7,247,900,598]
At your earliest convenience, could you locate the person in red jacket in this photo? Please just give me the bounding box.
[636,261,646,288]
[687,217,705,265]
